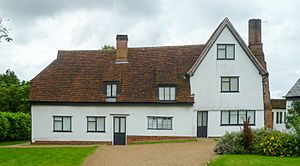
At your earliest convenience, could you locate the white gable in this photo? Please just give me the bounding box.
[190,26,264,110]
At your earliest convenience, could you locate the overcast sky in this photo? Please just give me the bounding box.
[0,0,299,99]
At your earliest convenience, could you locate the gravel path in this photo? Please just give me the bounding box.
[83,139,217,166]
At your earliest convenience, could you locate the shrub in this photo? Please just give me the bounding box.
[242,117,253,152]
[259,132,300,157]
[0,112,31,141]
[252,128,279,153]
[214,131,246,154]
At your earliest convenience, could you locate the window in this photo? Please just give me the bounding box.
[158,86,176,101]
[217,44,235,60]
[104,82,119,98]
[221,110,255,125]
[53,116,72,132]
[275,111,286,124]
[87,116,105,132]
[221,77,239,92]
[148,117,172,130]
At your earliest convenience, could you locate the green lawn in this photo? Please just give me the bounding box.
[0,141,29,146]
[208,154,300,166]
[128,138,197,145]
[0,147,97,166]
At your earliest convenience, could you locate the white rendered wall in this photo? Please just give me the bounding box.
[207,110,264,137]
[190,27,264,111]
[31,105,195,142]
[190,26,264,136]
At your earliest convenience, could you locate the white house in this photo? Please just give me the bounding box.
[30,18,271,145]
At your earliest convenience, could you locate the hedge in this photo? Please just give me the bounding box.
[0,112,31,141]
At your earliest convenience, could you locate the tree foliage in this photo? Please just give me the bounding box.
[0,17,13,42]
[0,70,30,113]
[286,100,300,137]
[101,45,115,51]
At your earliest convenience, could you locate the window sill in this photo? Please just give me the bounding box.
[87,131,106,133]
[158,100,176,103]
[220,124,255,126]
[220,91,240,93]
[147,128,173,130]
[53,131,72,132]
[105,98,117,102]
[217,58,235,60]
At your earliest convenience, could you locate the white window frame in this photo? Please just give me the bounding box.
[221,110,255,125]
[53,116,72,132]
[87,116,105,132]
[217,44,235,60]
[158,86,176,101]
[147,116,173,130]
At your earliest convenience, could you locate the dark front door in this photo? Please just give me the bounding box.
[197,111,208,137]
[113,117,126,145]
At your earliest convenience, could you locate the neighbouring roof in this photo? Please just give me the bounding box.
[30,45,206,103]
[271,99,286,109]
[285,78,300,98]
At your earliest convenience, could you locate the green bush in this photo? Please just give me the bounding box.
[0,112,31,141]
[214,131,246,154]
[252,128,280,153]
[259,132,300,157]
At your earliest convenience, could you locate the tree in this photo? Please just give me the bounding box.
[0,70,30,113]
[101,45,115,51]
[286,100,300,136]
[0,17,13,42]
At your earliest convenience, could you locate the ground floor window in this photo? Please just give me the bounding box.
[221,110,255,125]
[53,116,72,132]
[275,111,286,124]
[148,116,172,130]
[87,116,105,132]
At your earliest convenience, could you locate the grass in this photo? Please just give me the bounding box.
[0,141,29,146]
[0,147,97,166]
[128,138,197,145]
[208,154,300,166]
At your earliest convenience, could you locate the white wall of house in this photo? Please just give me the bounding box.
[272,109,286,132]
[31,105,195,142]
[190,27,264,111]
[207,110,264,137]
[190,26,264,136]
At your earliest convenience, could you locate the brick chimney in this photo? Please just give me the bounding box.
[248,19,272,128]
[116,35,128,63]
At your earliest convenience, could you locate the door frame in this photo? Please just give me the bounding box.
[197,111,208,138]
[112,115,127,145]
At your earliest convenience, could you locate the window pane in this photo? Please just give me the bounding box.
[230,78,238,91]
[54,117,62,121]
[153,118,157,129]
[97,118,105,131]
[159,87,164,100]
[247,111,255,124]
[107,84,111,97]
[114,118,119,132]
[279,112,283,124]
[54,121,62,131]
[239,111,246,124]
[120,118,125,133]
[222,81,230,92]
[276,112,279,124]
[226,45,234,59]
[165,87,170,100]
[163,118,169,129]
[218,49,226,59]
[166,119,172,129]
[112,84,117,97]
[157,118,163,129]
[221,111,229,125]
[63,117,71,131]
[202,112,207,126]
[230,111,238,124]
[218,45,226,49]
[88,117,96,122]
[197,112,203,126]
[88,121,96,131]
[148,117,153,129]
[170,87,176,100]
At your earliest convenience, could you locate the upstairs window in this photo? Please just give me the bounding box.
[158,86,176,101]
[217,44,235,60]
[221,77,239,92]
[104,82,119,98]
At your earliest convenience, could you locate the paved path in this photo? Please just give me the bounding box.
[83,139,217,166]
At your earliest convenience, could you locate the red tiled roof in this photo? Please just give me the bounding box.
[30,45,206,103]
[271,99,286,109]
